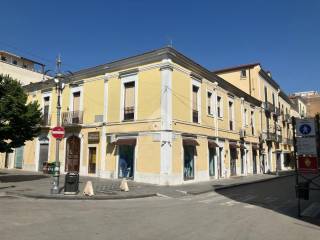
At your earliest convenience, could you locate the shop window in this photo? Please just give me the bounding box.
[184,145,195,180]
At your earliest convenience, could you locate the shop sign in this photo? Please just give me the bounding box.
[88,132,100,144]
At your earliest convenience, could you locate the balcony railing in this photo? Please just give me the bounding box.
[264,102,275,114]
[62,111,83,125]
[261,132,278,142]
[40,113,51,126]
[123,107,135,121]
[192,110,199,123]
[283,138,293,145]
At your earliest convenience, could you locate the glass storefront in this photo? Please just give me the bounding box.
[184,145,195,180]
[209,147,216,177]
[118,145,135,179]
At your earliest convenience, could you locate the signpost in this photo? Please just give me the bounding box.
[293,115,320,217]
[52,126,65,139]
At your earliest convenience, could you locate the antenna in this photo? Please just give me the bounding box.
[166,36,173,48]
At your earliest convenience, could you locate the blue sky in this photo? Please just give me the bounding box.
[1,0,319,93]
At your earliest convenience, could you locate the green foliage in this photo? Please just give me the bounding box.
[0,74,42,153]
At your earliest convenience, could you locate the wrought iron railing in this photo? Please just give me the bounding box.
[62,111,83,125]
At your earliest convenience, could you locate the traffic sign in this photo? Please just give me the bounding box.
[296,119,316,137]
[298,156,319,174]
[52,126,65,139]
[296,137,318,155]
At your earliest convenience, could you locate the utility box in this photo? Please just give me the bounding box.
[296,182,309,200]
[64,172,79,195]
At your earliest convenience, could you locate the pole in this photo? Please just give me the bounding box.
[292,116,300,217]
[51,56,62,194]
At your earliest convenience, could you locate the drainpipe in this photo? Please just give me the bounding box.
[213,81,219,178]
[249,68,252,96]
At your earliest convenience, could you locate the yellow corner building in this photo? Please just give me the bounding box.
[0,48,298,185]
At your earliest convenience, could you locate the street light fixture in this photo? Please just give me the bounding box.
[50,55,71,194]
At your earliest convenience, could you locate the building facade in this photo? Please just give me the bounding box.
[290,91,320,117]
[0,48,298,185]
[0,50,48,85]
[214,63,295,172]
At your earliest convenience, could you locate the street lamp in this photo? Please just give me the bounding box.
[50,55,65,194]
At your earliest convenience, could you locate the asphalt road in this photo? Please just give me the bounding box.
[0,176,319,240]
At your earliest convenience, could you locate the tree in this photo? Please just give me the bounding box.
[0,74,42,153]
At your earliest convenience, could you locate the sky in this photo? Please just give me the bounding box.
[1,0,319,94]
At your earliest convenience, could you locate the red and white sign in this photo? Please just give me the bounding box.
[51,126,65,139]
[298,156,319,174]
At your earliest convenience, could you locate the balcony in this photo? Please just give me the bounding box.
[284,113,291,123]
[273,107,281,118]
[260,132,277,142]
[123,107,135,121]
[40,114,51,126]
[264,102,275,114]
[62,111,83,125]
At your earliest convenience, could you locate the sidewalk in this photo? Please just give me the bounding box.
[0,169,294,200]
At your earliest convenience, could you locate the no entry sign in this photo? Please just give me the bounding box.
[52,126,65,139]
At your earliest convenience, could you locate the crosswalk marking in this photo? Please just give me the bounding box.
[301,202,320,218]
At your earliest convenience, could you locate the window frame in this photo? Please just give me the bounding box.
[120,73,138,122]
[191,79,201,124]
[207,90,214,116]
[228,98,235,131]
[240,69,247,78]
[217,95,223,118]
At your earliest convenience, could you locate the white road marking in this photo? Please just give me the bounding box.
[301,202,320,218]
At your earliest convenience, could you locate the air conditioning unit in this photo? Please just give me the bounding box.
[106,134,116,143]
[240,129,246,138]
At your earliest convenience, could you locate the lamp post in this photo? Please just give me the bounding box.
[51,56,63,194]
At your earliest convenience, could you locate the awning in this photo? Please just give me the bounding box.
[183,137,199,146]
[114,136,137,145]
[208,140,219,148]
[229,142,239,149]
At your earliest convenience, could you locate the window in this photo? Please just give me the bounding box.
[73,92,81,112]
[12,59,17,65]
[228,101,234,131]
[240,69,247,78]
[264,86,268,102]
[123,81,135,121]
[272,93,275,106]
[243,108,248,126]
[43,96,50,125]
[0,56,6,61]
[207,91,213,115]
[192,85,199,123]
[23,64,27,68]
[251,110,255,135]
[217,96,223,118]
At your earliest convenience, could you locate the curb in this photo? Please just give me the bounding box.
[4,191,157,200]
[187,173,295,195]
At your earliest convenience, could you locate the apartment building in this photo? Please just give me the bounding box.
[0,50,48,85]
[0,48,296,185]
[214,63,295,172]
[290,91,320,117]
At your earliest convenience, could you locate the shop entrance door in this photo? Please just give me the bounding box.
[39,143,49,171]
[14,146,24,169]
[209,147,216,177]
[230,148,237,176]
[65,136,80,172]
[118,145,135,179]
[184,145,195,180]
[252,150,257,174]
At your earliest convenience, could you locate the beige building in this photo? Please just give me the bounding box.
[290,91,320,117]
[0,48,300,185]
[214,63,296,172]
[0,50,48,85]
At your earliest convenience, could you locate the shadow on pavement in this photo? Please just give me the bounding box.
[216,176,320,226]
[0,174,49,183]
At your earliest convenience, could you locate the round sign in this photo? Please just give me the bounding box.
[52,126,65,139]
[299,124,311,135]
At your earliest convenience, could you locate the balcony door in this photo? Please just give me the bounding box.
[72,92,81,123]
[65,136,80,172]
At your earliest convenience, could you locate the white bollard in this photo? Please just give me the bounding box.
[83,181,95,196]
